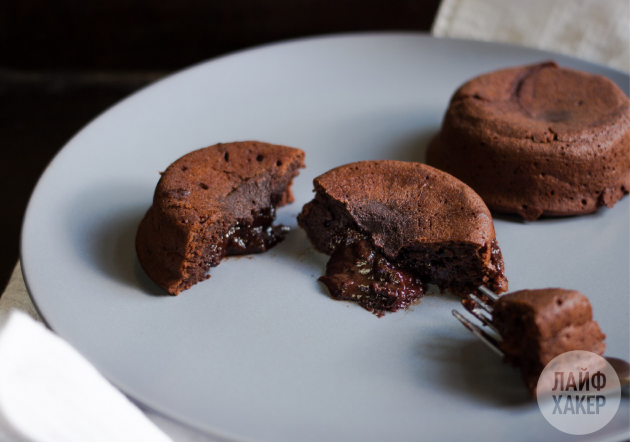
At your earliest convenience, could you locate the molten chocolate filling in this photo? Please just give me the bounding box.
[224,207,289,256]
[319,232,424,317]
[222,207,290,256]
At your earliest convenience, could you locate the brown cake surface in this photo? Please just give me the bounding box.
[493,288,606,396]
[298,160,508,315]
[427,61,630,221]
[136,141,305,294]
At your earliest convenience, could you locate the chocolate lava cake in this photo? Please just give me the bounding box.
[493,289,606,396]
[136,141,305,295]
[427,61,630,221]
[298,160,508,316]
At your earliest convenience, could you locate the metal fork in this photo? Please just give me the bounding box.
[452,286,630,387]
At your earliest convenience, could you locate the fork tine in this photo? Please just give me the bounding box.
[468,308,502,337]
[469,293,493,313]
[478,285,499,302]
[452,310,504,357]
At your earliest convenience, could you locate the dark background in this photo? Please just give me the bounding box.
[0,0,442,292]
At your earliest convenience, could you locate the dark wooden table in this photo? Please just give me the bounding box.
[0,0,441,292]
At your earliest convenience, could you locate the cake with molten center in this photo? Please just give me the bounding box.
[298,160,508,316]
[427,61,630,220]
[136,141,305,295]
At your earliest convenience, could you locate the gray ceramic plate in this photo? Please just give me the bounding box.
[21,34,629,442]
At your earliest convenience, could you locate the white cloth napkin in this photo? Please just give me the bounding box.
[433,0,630,72]
[1,1,628,440]
[0,310,173,442]
[0,265,220,442]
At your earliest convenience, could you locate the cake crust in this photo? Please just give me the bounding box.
[427,61,630,220]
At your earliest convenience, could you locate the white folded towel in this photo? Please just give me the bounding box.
[0,311,173,442]
[433,0,630,72]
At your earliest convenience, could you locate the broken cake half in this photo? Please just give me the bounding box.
[136,141,305,294]
[298,160,507,316]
